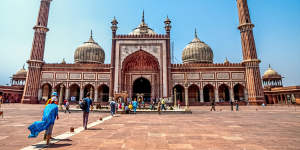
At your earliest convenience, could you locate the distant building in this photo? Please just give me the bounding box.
[0,66,26,103]
[263,65,300,104]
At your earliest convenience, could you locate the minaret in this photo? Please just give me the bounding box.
[164,15,172,98]
[22,0,52,104]
[110,16,118,99]
[236,0,265,104]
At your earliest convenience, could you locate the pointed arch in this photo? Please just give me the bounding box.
[122,50,159,72]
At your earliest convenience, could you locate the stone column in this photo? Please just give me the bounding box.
[65,87,70,100]
[280,94,284,104]
[230,87,234,102]
[174,88,177,107]
[94,88,98,102]
[271,95,275,104]
[285,94,288,104]
[80,87,84,100]
[38,88,42,101]
[214,88,219,102]
[184,86,189,109]
[244,88,248,102]
[200,88,204,102]
[58,85,64,110]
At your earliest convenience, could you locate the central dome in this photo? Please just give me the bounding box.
[74,31,105,64]
[129,11,156,35]
[182,30,213,64]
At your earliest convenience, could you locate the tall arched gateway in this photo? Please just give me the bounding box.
[121,50,160,99]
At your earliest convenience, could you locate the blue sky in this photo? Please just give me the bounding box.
[0,0,299,86]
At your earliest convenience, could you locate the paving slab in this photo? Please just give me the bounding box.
[0,104,109,150]
[42,105,300,150]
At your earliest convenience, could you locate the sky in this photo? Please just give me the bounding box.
[0,0,299,86]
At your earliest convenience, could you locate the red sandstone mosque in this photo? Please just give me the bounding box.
[1,0,299,105]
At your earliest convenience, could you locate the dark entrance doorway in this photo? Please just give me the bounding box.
[132,77,151,101]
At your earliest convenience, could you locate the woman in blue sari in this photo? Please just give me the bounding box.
[28,99,59,144]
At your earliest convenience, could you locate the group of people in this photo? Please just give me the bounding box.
[27,92,93,145]
[108,97,169,115]
[210,99,241,111]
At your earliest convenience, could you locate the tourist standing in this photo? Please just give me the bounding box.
[132,99,138,114]
[157,100,161,114]
[161,98,166,111]
[142,98,145,108]
[110,99,116,116]
[138,97,141,109]
[115,100,119,114]
[230,99,234,111]
[81,93,93,130]
[125,104,130,114]
[210,100,216,111]
[235,100,239,111]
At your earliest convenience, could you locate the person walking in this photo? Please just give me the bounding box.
[81,93,93,130]
[109,99,116,116]
[132,99,138,114]
[235,100,239,111]
[64,99,71,113]
[28,98,59,145]
[210,100,216,111]
[43,92,59,141]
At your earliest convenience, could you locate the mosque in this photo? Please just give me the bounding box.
[1,0,299,105]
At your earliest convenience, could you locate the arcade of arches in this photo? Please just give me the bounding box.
[40,83,110,103]
[172,83,247,105]
[40,81,246,105]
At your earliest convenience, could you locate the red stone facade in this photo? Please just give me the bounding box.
[17,0,270,105]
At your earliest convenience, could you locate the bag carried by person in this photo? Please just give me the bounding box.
[80,100,87,110]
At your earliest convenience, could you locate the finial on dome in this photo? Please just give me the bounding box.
[195,28,198,38]
[224,57,229,64]
[142,10,145,23]
[61,58,66,64]
[268,64,271,68]
[87,30,95,43]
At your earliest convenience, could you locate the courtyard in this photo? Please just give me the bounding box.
[0,104,299,150]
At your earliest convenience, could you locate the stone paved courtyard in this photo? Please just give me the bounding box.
[0,104,300,150]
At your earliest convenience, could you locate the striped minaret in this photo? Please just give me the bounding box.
[22,0,52,104]
[236,0,265,104]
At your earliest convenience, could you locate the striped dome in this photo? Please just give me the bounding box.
[74,32,105,64]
